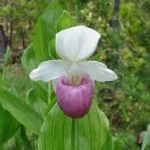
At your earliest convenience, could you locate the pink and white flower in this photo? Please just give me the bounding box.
[29,26,117,118]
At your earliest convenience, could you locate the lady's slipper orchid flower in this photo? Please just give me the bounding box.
[29,26,117,118]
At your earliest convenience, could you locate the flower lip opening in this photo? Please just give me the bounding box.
[59,74,92,87]
[56,73,94,118]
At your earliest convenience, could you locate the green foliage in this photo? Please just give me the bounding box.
[22,45,38,72]
[0,104,19,144]
[32,1,62,61]
[38,101,111,150]
[56,10,76,32]
[112,137,123,150]
[26,87,47,120]
[0,86,42,134]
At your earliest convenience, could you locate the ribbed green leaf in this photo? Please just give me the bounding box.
[32,2,62,61]
[38,101,111,150]
[0,104,19,143]
[0,87,42,134]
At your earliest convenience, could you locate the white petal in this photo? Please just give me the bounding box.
[56,26,100,61]
[29,60,70,82]
[78,61,117,82]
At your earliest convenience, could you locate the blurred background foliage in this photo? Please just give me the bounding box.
[0,0,150,149]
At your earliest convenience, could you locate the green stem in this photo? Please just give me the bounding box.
[48,81,51,104]
[71,119,75,150]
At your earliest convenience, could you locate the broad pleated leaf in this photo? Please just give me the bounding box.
[38,101,112,150]
[32,2,62,61]
[0,87,42,134]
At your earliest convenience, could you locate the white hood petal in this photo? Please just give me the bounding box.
[78,61,117,82]
[29,60,70,82]
[56,26,100,61]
